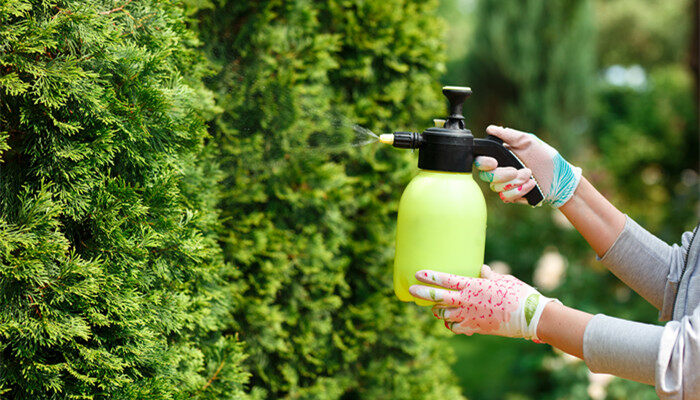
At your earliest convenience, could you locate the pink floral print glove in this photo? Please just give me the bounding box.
[409,265,560,341]
[474,125,582,208]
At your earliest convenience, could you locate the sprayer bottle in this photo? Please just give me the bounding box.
[380,86,544,306]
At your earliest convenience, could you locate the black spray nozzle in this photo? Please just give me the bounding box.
[379,131,422,149]
[442,86,472,130]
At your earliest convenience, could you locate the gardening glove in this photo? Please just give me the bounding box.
[409,265,560,342]
[474,125,582,208]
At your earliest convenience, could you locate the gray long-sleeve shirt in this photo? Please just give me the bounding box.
[582,216,699,399]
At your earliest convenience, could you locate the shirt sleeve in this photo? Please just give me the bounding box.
[583,314,662,385]
[656,305,700,399]
[583,306,700,399]
[598,215,688,312]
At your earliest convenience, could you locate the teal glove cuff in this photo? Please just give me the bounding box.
[545,153,581,208]
[547,154,582,208]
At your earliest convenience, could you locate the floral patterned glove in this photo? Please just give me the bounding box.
[474,125,582,208]
[409,265,560,341]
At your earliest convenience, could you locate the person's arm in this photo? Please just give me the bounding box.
[541,301,700,397]
[477,125,627,256]
[558,177,625,257]
[475,125,687,312]
[559,177,693,312]
[408,267,664,387]
[537,301,661,386]
[536,301,592,359]
[537,303,663,385]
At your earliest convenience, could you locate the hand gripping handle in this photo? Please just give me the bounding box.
[473,135,544,206]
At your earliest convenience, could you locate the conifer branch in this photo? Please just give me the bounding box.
[135,13,156,28]
[51,7,73,20]
[198,360,225,393]
[98,0,133,15]
[26,294,42,319]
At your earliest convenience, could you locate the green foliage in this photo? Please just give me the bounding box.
[592,66,699,239]
[0,0,248,398]
[594,0,693,68]
[1,0,466,398]
[194,0,464,398]
[455,0,596,153]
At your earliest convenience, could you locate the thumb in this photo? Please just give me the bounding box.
[486,125,527,145]
[480,264,501,280]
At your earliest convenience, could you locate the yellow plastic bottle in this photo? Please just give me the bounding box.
[393,170,486,306]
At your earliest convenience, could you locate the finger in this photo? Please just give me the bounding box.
[491,167,520,183]
[432,305,462,320]
[415,270,469,290]
[480,264,508,281]
[409,285,459,304]
[445,321,458,332]
[432,305,447,319]
[499,179,537,203]
[486,125,527,145]
[449,322,477,336]
[512,179,539,205]
[474,156,497,171]
[490,168,532,192]
[478,167,518,183]
[440,307,464,322]
[478,170,495,183]
[481,265,520,287]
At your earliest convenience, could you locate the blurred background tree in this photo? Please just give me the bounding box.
[439,0,698,399]
[448,0,596,154]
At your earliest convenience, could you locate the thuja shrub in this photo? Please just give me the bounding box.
[195,1,465,398]
[0,1,249,398]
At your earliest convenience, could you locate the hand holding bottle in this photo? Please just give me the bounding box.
[474,125,582,207]
[409,265,559,341]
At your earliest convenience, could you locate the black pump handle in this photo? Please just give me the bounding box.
[473,135,544,206]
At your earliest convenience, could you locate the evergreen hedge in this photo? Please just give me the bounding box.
[195,1,464,398]
[1,0,465,398]
[0,1,248,398]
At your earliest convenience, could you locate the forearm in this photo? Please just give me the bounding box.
[562,178,678,309]
[558,177,626,258]
[536,301,592,359]
[538,302,662,385]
